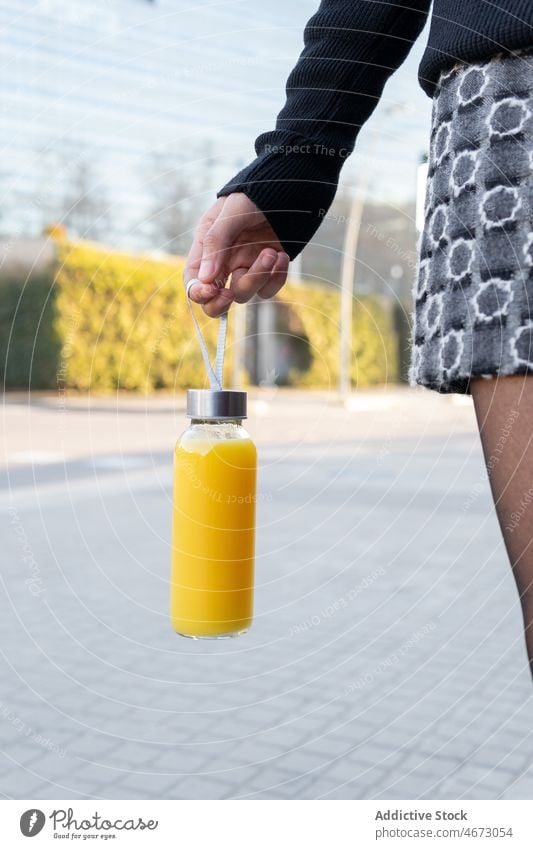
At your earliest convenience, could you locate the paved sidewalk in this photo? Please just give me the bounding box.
[1,389,532,799]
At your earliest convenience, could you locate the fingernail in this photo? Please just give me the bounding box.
[262,251,277,269]
[199,259,215,280]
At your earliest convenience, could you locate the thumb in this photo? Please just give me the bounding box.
[198,195,251,283]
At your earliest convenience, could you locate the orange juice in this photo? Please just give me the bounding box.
[170,420,257,638]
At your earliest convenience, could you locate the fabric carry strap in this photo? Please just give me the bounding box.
[185,278,227,390]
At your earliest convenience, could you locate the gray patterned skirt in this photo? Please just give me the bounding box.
[410,48,533,394]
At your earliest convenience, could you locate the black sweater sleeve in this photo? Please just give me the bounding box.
[218,0,431,258]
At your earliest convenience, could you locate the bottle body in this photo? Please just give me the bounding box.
[170,420,257,638]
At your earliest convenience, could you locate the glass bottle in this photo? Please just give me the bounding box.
[170,390,257,638]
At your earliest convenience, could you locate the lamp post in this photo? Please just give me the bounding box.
[338,182,366,398]
[338,101,414,399]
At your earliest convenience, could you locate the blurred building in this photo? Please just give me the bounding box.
[1,0,431,259]
[0,0,309,251]
[303,197,419,304]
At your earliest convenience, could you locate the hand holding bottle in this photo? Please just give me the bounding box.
[184,193,290,317]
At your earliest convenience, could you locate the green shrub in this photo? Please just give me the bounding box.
[0,271,61,388]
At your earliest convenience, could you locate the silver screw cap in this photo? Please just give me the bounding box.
[186,389,247,420]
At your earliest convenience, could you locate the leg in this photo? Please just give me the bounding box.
[471,375,533,676]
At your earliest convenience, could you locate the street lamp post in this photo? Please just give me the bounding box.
[338,101,413,399]
[338,183,366,398]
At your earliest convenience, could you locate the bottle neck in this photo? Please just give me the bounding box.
[190,418,243,426]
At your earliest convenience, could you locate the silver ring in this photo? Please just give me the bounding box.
[185,278,200,298]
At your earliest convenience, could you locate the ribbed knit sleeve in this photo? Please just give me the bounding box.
[419,0,533,95]
[218,0,430,258]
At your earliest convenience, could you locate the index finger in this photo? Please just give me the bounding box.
[184,207,223,305]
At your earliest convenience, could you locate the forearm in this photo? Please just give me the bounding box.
[219,0,430,258]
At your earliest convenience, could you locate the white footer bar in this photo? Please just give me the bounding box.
[2,799,532,848]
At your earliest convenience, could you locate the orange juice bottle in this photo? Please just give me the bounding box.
[170,390,256,638]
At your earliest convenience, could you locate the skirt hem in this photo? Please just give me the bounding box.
[409,365,533,395]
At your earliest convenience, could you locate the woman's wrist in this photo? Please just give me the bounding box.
[218,131,346,259]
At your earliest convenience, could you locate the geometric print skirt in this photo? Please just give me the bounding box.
[410,48,533,394]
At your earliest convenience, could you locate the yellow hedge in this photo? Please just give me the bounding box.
[279,283,398,388]
[0,239,398,391]
[54,241,235,391]
[0,240,232,391]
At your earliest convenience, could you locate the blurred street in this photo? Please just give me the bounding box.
[1,387,532,800]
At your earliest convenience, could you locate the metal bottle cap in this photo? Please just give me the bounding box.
[186,389,247,420]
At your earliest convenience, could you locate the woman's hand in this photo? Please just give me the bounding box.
[184,193,290,317]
